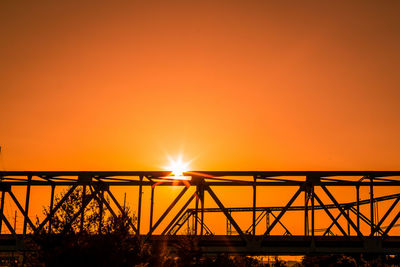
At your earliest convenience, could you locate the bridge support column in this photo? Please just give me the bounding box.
[311,185,314,237]
[253,176,256,235]
[200,182,205,236]
[370,176,374,236]
[305,188,309,236]
[194,188,199,235]
[137,176,143,235]
[80,185,86,232]
[0,191,4,234]
[98,189,104,234]
[356,185,360,230]
[305,176,317,237]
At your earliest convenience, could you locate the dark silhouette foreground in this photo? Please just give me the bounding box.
[20,187,400,266]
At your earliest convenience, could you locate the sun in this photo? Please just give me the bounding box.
[165,155,190,176]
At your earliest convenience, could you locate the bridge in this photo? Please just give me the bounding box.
[1,171,400,255]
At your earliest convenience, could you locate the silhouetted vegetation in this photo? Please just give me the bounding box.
[301,253,400,267]
[24,186,150,266]
[302,254,357,266]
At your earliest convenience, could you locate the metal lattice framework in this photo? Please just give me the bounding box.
[1,171,400,255]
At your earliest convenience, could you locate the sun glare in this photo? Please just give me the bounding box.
[164,155,191,180]
[166,157,189,176]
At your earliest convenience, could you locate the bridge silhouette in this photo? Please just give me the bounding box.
[1,171,400,255]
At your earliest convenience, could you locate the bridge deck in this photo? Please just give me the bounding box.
[149,235,400,255]
[2,235,400,255]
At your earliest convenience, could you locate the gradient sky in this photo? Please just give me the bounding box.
[1,0,400,171]
[1,1,400,235]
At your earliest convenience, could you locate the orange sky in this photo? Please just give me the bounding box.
[1,0,400,171]
[1,1,400,236]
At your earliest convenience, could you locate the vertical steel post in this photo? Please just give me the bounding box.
[23,175,32,235]
[356,185,360,230]
[375,199,379,234]
[194,187,199,235]
[370,177,374,235]
[137,176,143,235]
[311,185,315,237]
[0,191,5,234]
[305,188,309,236]
[149,186,154,231]
[98,189,104,234]
[48,185,55,234]
[200,185,205,236]
[253,177,257,236]
[80,185,86,232]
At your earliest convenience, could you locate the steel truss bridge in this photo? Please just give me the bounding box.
[1,171,400,255]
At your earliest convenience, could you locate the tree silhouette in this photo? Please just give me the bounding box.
[26,186,151,267]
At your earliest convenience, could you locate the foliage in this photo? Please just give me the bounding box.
[302,254,358,267]
[37,186,129,234]
[26,186,150,266]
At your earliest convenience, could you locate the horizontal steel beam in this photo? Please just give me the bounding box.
[1,181,400,187]
[2,171,400,177]
[1,171,400,187]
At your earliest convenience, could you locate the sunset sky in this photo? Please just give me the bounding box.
[1,0,400,172]
[1,1,400,235]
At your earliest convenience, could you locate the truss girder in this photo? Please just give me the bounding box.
[0,171,400,254]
